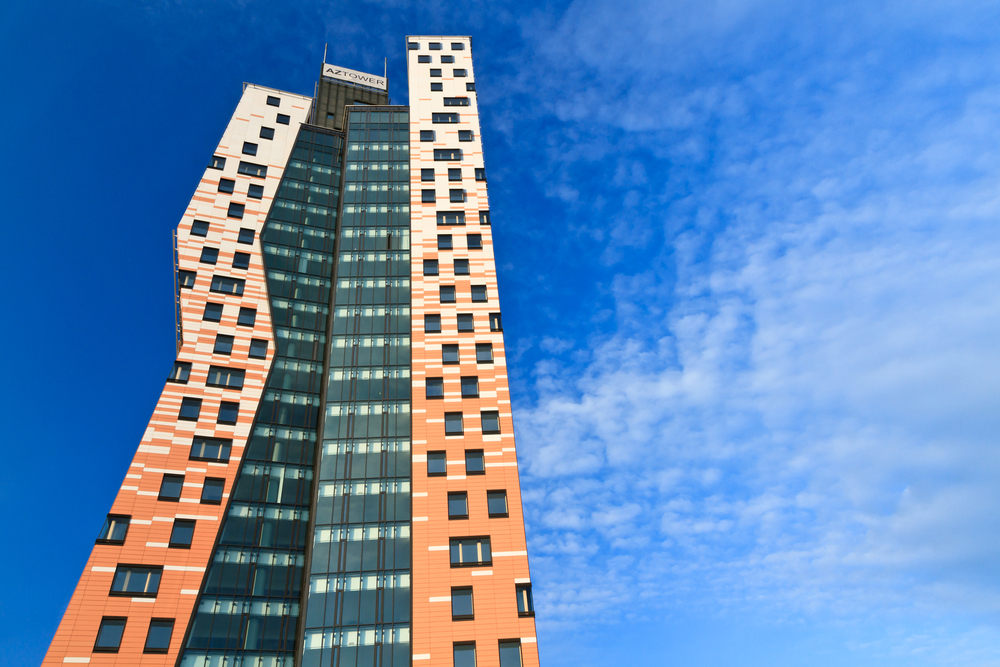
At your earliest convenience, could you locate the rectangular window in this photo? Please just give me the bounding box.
[467,82,476,91]
[452,587,474,618]
[449,190,464,203]
[444,97,470,106]
[213,334,234,355]
[426,377,444,399]
[451,42,465,50]
[266,95,281,106]
[458,130,473,141]
[475,168,486,181]
[450,537,491,566]
[516,585,535,616]
[454,69,468,77]
[238,161,267,178]
[203,302,223,322]
[422,189,436,203]
[489,312,502,332]
[440,285,456,303]
[421,168,435,181]
[443,344,459,364]
[94,617,127,653]
[200,247,219,264]
[425,314,441,333]
[209,155,226,170]
[455,258,470,275]
[454,643,476,667]
[218,178,235,194]
[472,285,487,302]
[409,42,420,50]
[431,82,443,91]
[466,449,485,474]
[418,55,431,63]
[468,234,483,249]
[242,142,258,156]
[259,127,274,140]
[144,619,174,654]
[420,129,435,141]
[178,397,202,421]
[206,366,245,389]
[191,220,210,236]
[479,210,491,226]
[210,275,245,295]
[476,343,493,363]
[247,184,264,199]
[438,234,453,250]
[96,515,130,544]
[461,376,479,397]
[448,168,462,181]
[168,361,191,383]
[276,113,290,125]
[499,641,522,667]
[481,410,501,434]
[232,252,251,269]
[457,314,474,332]
[218,401,239,424]
[427,451,447,476]
[249,339,268,359]
[445,412,464,435]
[190,436,233,462]
[201,478,225,504]
[429,42,442,50]
[238,228,255,244]
[487,490,508,517]
[423,259,439,275]
[169,519,195,548]
[111,566,162,596]
[228,202,245,219]
[430,68,442,77]
[434,149,461,161]
[159,474,184,501]
[449,492,469,519]
[441,209,465,226]
[433,113,459,123]
[441,55,455,63]
[237,307,257,326]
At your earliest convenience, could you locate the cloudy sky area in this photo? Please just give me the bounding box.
[3,0,1000,665]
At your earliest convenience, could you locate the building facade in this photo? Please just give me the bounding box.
[43,36,539,667]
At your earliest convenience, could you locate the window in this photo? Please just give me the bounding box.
[430,68,442,77]
[94,617,127,653]
[242,142,258,156]
[454,643,476,667]
[276,113,290,125]
[434,149,461,161]
[457,314,475,332]
[191,220,210,236]
[237,307,257,326]
[448,168,462,181]
[468,234,483,249]
[449,492,469,519]
[472,285,487,302]
[159,474,184,501]
[458,130,473,141]
[260,127,274,140]
[489,312,503,331]
[466,449,485,474]
[427,451,447,476]
[238,228,255,244]
[213,334,234,355]
[201,478,225,504]
[454,68,468,77]
[445,412,464,435]
[420,130,435,141]
[169,519,195,548]
[467,82,476,91]
[200,247,219,264]
[440,285,456,303]
[418,55,431,63]
[450,537,491,566]
[451,42,465,50]
[190,436,232,462]
[111,565,162,597]
[476,343,493,363]
[409,42,420,50]
[96,515,130,544]
[426,377,444,399]
[247,184,264,199]
[475,168,486,181]
[266,95,281,106]
[421,168,435,181]
[207,366,245,389]
[423,259,439,276]
[238,161,267,178]
[228,202,245,219]
[461,376,479,397]
[438,234,453,250]
[218,401,239,424]
[249,339,268,359]
[218,178,235,194]
[422,189,436,203]
[499,641,522,667]
[232,252,251,269]
[479,210,491,226]
[424,314,442,333]
[168,361,191,383]
[449,190,464,203]
[178,397,202,421]
[429,42,442,50]
[144,619,174,654]
[516,584,535,616]
[209,156,226,170]
[210,275,245,295]
[431,82,443,91]
[433,113,459,123]
[487,490,508,517]
[455,258,470,275]
[203,302,223,322]
[452,587,474,621]
[178,270,196,289]
[443,344,459,364]
[441,55,455,63]
[481,411,501,434]
[444,97,470,106]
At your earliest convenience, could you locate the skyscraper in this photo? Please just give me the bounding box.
[44,36,539,667]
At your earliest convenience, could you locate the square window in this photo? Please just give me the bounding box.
[481,410,501,434]
[418,55,431,63]
[429,42,442,50]
[454,69,468,77]
[440,286,456,303]
[430,68,442,77]
[144,619,174,654]
[168,361,192,383]
[449,168,462,181]
[260,127,274,140]
[228,202,245,219]
[452,587,474,619]
[443,344,459,364]
[276,113,290,124]
[111,566,162,596]
[441,55,455,64]
[420,130,435,141]
[425,314,442,333]
[248,184,264,199]
[457,314,474,332]
[200,247,219,264]
[454,643,476,667]
[409,42,420,50]
[516,584,535,616]
[426,377,444,399]
[201,478,225,504]
[219,178,235,194]
[487,490,508,517]
[461,376,479,397]
[427,451,447,476]
[431,82,443,91]
[203,302,223,322]
[421,168,435,181]
[476,343,493,363]
[467,82,476,91]
[209,156,226,170]
[423,259,439,276]
[190,436,232,462]
[450,189,464,203]
[433,113,459,123]
[445,412,464,435]
[249,339,268,359]
[422,189,436,203]
[472,285,487,302]
[96,515,130,544]
[210,275,245,295]
[479,210,491,226]
[94,617,127,653]
[451,42,465,50]
[206,365,245,388]
[238,307,257,326]
[214,334,234,355]
[468,234,483,249]
[159,474,184,501]
[449,492,468,518]
[232,252,251,269]
[459,130,473,141]
[489,312,503,331]
[266,96,281,106]
[238,228,255,245]
[191,220,209,237]
[455,259,470,275]
[238,161,267,178]
[438,234,453,250]
[499,641,522,667]
[475,168,486,181]
[242,142,258,156]
[169,519,195,548]
[178,397,202,421]
[466,449,485,474]
[218,401,239,424]
[450,537,491,566]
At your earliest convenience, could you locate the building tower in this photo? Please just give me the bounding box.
[43,36,540,667]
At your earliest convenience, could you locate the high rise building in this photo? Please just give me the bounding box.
[44,36,539,667]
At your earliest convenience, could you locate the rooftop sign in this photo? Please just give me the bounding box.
[322,63,387,91]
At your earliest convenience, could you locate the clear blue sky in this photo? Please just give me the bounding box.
[3,1,1000,665]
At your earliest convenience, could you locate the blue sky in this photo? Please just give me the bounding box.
[3,0,1000,665]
